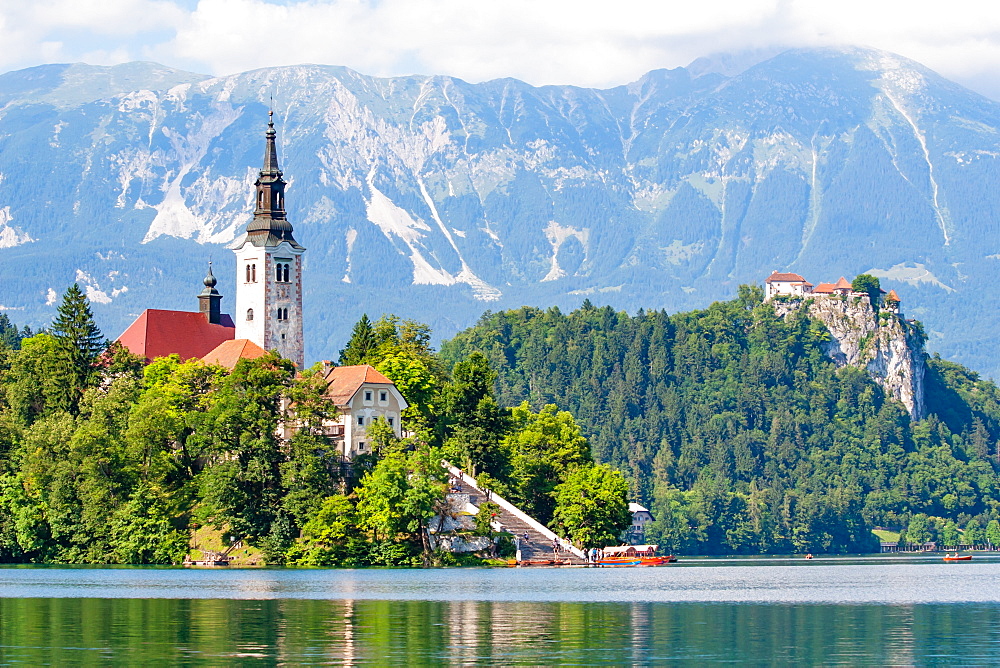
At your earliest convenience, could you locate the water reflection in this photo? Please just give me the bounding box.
[3,597,1000,664]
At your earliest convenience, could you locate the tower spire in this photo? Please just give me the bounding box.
[198,260,223,324]
[244,112,302,248]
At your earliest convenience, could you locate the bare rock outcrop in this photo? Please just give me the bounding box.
[773,295,926,419]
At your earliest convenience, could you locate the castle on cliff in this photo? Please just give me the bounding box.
[764,271,901,312]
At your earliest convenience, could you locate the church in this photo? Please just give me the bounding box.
[118,112,304,368]
[116,113,407,455]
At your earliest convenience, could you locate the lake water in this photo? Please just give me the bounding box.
[2,555,1000,664]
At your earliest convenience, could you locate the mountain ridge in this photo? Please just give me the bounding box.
[0,47,999,376]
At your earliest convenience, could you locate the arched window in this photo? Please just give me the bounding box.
[283,263,290,282]
[246,264,251,283]
[258,191,263,208]
[276,264,282,282]
[276,308,283,320]
[283,308,289,320]
[252,264,256,282]
[246,308,254,321]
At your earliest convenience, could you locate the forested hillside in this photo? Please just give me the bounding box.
[442,287,1000,554]
[0,288,627,565]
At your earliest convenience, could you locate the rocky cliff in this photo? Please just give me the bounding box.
[774,295,926,419]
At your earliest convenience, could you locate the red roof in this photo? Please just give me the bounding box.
[117,309,235,363]
[813,283,835,294]
[834,277,852,290]
[885,289,901,302]
[202,338,268,369]
[765,271,807,283]
[324,364,395,405]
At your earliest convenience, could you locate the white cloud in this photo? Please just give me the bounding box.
[3,0,1000,98]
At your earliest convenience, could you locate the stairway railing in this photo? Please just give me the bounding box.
[443,461,586,560]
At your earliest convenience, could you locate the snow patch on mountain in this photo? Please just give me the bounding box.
[75,269,128,305]
[0,208,33,248]
[542,221,589,282]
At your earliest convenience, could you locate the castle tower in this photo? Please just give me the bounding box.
[233,112,305,367]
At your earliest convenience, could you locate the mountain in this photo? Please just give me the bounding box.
[1,48,999,375]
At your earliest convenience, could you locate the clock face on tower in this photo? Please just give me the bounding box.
[232,113,306,368]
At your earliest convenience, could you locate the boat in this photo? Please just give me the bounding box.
[597,558,641,567]
[943,554,973,561]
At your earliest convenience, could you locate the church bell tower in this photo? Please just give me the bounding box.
[232,112,305,367]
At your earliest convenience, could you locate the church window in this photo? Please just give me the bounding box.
[252,264,257,282]
[247,308,254,321]
[276,264,282,282]
[284,308,288,320]
[258,191,263,208]
[283,264,290,282]
[276,308,283,320]
[246,264,251,283]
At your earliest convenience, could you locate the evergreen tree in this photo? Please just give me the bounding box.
[851,274,882,309]
[338,314,376,366]
[49,284,106,412]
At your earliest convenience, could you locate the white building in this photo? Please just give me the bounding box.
[321,363,409,459]
[764,271,813,299]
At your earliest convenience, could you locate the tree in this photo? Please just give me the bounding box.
[355,445,448,557]
[504,403,592,524]
[941,520,959,547]
[986,519,1000,548]
[552,464,631,548]
[441,353,510,478]
[905,515,931,545]
[338,314,376,366]
[49,284,107,413]
[851,274,881,309]
[965,519,985,547]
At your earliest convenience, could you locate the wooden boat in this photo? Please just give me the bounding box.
[597,558,641,567]
[638,555,678,566]
[943,554,972,561]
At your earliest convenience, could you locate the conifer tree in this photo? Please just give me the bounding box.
[48,284,106,413]
[338,314,376,366]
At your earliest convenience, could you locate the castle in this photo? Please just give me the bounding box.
[764,271,901,311]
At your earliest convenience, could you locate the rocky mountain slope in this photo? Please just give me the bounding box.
[0,49,998,374]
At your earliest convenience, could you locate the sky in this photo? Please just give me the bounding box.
[2,0,1000,99]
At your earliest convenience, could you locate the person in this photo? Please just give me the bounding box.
[552,538,560,554]
[522,531,530,544]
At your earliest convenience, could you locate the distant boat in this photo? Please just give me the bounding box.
[943,554,973,562]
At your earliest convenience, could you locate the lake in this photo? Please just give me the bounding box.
[2,555,999,664]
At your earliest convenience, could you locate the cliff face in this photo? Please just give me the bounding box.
[773,295,926,419]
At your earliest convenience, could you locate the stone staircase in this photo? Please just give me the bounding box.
[443,463,588,565]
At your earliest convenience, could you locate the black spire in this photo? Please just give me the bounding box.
[198,261,223,324]
[245,111,302,248]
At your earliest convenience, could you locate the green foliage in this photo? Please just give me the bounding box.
[504,402,592,525]
[442,292,1000,554]
[986,519,1000,547]
[851,274,881,309]
[338,314,375,366]
[551,464,631,548]
[355,444,448,555]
